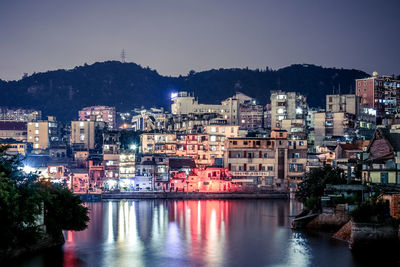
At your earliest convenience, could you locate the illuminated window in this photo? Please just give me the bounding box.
[210,135,216,142]
[80,134,85,141]
[35,129,39,134]
[79,121,85,127]
[211,127,216,133]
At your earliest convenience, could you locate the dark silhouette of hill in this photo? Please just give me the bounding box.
[0,61,368,121]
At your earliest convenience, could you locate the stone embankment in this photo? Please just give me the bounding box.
[77,192,288,201]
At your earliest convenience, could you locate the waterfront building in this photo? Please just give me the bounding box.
[70,168,90,193]
[88,155,105,191]
[79,106,116,129]
[225,130,307,192]
[362,128,400,185]
[356,73,400,125]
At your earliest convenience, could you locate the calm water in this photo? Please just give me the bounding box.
[14,200,394,267]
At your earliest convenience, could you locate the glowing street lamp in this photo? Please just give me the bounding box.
[130,144,137,150]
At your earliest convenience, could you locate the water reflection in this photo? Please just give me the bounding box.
[19,200,362,267]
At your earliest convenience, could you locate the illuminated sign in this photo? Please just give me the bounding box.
[231,171,270,176]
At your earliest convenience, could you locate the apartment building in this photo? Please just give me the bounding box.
[27,116,59,151]
[356,73,400,125]
[79,106,116,129]
[225,130,307,191]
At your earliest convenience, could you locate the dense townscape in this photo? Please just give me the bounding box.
[0,72,399,197]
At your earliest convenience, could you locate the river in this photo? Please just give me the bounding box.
[14,199,394,266]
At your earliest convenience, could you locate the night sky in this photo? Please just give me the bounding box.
[0,0,399,81]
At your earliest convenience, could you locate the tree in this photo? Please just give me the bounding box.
[0,146,89,253]
[296,166,346,211]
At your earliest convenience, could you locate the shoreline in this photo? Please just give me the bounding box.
[76,192,289,201]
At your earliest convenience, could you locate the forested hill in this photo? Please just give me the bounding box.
[0,61,369,121]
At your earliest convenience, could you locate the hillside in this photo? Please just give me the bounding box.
[0,61,369,121]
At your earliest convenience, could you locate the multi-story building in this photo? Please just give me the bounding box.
[264,104,271,130]
[239,100,264,130]
[70,120,105,151]
[326,94,361,115]
[27,116,60,151]
[0,108,41,122]
[225,130,307,192]
[130,107,170,132]
[270,90,308,130]
[0,140,27,156]
[314,112,357,147]
[79,106,116,129]
[362,128,400,185]
[356,73,400,125]
[140,133,177,155]
[171,91,239,125]
[0,121,27,141]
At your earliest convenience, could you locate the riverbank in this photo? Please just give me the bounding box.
[76,191,288,201]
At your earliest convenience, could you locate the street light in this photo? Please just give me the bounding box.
[130,144,137,150]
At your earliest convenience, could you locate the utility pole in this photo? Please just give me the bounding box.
[121,49,126,63]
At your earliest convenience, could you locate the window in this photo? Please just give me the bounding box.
[210,135,216,142]
[80,134,85,141]
[35,123,39,128]
[381,172,388,184]
[292,153,300,158]
[289,164,296,172]
[249,166,255,171]
[297,164,303,172]
[34,136,39,142]
[231,127,234,133]
[267,166,273,171]
[35,129,39,134]
[79,121,85,127]
[211,127,216,133]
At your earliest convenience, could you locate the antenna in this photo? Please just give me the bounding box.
[120,49,126,63]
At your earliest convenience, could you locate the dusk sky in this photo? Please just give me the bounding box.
[0,0,399,81]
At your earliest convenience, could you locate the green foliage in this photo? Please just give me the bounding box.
[296,166,346,211]
[39,183,89,234]
[351,197,396,224]
[0,147,89,251]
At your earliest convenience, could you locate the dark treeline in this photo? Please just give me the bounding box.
[0,61,368,121]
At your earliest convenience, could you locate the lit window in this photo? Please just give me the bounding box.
[35,129,39,134]
[211,127,216,133]
[210,135,216,142]
[79,121,85,127]
[80,134,85,141]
